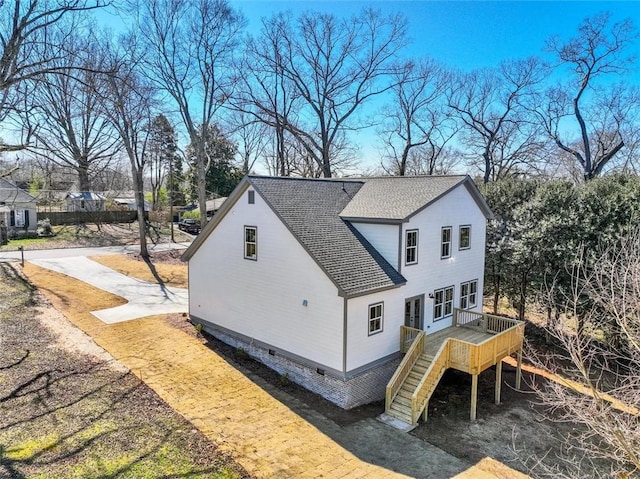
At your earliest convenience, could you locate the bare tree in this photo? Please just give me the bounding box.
[0,1,108,153]
[379,58,456,176]
[239,9,408,178]
[540,13,639,181]
[100,39,155,258]
[448,57,547,183]
[135,0,245,226]
[28,33,120,192]
[227,109,269,174]
[526,231,640,478]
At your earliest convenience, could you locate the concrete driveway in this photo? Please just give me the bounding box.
[29,255,188,323]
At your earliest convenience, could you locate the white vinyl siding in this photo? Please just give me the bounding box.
[189,190,344,371]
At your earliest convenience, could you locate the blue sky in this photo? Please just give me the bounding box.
[230,1,640,75]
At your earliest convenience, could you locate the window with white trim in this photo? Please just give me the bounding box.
[244,226,257,260]
[460,280,478,309]
[368,302,383,335]
[434,286,454,320]
[441,226,452,259]
[405,229,418,265]
[459,225,471,250]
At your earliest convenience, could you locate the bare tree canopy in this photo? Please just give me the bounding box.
[238,8,408,178]
[0,0,108,153]
[28,32,120,192]
[134,0,245,225]
[448,57,547,183]
[379,58,457,176]
[527,229,640,478]
[541,13,639,181]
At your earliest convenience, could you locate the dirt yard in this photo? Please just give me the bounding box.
[0,262,250,479]
[0,251,596,477]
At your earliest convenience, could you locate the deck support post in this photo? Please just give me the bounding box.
[422,401,429,422]
[495,360,502,405]
[470,374,478,421]
[515,348,522,390]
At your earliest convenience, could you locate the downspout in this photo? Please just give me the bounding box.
[343,297,348,374]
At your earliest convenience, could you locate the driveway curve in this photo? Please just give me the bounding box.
[29,256,188,323]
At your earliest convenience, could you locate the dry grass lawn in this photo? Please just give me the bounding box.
[91,254,188,288]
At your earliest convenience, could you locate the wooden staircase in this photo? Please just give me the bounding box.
[385,314,525,428]
[386,352,434,423]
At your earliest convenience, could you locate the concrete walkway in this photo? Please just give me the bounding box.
[29,256,188,323]
[24,258,528,479]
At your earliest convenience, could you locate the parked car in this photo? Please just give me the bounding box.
[178,219,201,234]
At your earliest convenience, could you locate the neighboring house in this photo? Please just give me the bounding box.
[205,197,227,217]
[183,175,495,410]
[66,192,106,212]
[0,177,38,237]
[112,198,150,211]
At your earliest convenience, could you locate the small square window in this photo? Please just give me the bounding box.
[459,225,471,250]
[244,226,257,260]
[248,190,255,204]
[368,302,383,335]
[441,227,452,259]
[405,230,418,265]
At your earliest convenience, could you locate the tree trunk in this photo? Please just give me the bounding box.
[132,166,148,259]
[78,157,91,192]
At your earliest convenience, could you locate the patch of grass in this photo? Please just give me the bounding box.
[3,433,60,461]
[90,254,188,288]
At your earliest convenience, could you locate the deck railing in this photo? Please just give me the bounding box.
[453,308,521,334]
[402,311,524,424]
[400,325,423,353]
[386,329,425,406]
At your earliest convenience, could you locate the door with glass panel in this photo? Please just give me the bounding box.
[404,295,423,330]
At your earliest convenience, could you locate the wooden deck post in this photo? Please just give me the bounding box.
[515,348,522,390]
[470,374,478,421]
[495,360,502,405]
[422,401,429,422]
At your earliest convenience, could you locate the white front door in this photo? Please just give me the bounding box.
[404,295,423,330]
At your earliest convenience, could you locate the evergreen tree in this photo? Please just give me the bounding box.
[186,124,242,202]
[146,114,179,210]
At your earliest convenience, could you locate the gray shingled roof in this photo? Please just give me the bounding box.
[249,176,406,297]
[0,178,36,204]
[339,175,469,221]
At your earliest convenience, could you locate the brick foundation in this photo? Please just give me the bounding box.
[198,320,400,409]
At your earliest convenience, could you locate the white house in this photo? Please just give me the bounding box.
[65,192,106,212]
[182,175,493,408]
[0,177,38,238]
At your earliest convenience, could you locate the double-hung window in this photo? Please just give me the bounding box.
[441,227,452,259]
[459,225,471,250]
[460,280,478,309]
[244,226,257,260]
[405,230,418,265]
[433,286,454,320]
[368,302,383,335]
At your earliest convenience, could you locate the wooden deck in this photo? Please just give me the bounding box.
[386,309,524,426]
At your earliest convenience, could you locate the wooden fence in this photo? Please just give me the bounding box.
[40,210,145,226]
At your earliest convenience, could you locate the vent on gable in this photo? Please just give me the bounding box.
[248,190,255,204]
